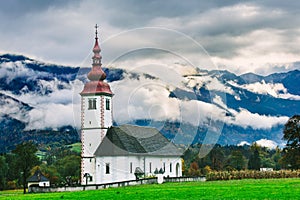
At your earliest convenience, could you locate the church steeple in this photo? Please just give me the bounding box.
[93,24,100,55]
[88,24,106,81]
[81,24,112,95]
[80,25,113,185]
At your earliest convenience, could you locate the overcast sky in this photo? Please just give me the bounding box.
[1,0,300,75]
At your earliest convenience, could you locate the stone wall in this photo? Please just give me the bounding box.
[29,176,206,193]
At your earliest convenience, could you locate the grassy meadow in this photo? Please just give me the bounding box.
[0,178,299,199]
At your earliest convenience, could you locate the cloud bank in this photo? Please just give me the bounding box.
[0,0,300,75]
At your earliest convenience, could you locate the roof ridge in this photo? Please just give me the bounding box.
[120,124,156,130]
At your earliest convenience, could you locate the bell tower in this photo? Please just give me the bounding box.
[80,24,113,185]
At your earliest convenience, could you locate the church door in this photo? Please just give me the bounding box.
[176,163,180,177]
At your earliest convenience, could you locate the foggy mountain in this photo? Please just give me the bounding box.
[0,54,299,152]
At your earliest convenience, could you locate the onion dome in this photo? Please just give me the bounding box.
[81,24,113,96]
[93,39,101,53]
[87,67,106,81]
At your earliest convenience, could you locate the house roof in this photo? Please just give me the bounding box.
[27,170,49,182]
[94,125,183,157]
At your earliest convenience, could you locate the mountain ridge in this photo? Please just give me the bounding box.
[0,53,299,152]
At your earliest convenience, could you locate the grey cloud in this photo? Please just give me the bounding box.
[0,0,78,17]
[0,0,300,75]
[98,0,240,28]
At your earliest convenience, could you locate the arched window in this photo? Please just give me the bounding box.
[106,163,110,174]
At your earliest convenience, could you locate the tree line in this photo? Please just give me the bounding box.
[183,115,300,176]
[0,143,80,193]
[0,115,299,192]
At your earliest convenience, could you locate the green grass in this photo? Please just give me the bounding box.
[1,178,299,199]
[68,143,81,153]
[35,150,46,160]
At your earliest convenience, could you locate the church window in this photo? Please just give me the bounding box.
[106,163,110,174]
[88,98,97,110]
[130,162,133,173]
[105,98,110,110]
[170,163,172,173]
[149,162,152,173]
[163,162,166,172]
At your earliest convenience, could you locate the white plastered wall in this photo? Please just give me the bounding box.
[94,155,182,184]
[82,95,112,129]
[81,94,112,185]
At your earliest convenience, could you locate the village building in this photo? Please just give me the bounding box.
[80,25,183,185]
[27,170,50,190]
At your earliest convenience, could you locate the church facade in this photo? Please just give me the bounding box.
[80,26,182,185]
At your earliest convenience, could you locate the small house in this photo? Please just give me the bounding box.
[27,170,50,189]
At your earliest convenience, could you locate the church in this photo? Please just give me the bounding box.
[80,26,183,185]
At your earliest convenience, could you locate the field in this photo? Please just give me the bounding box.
[67,142,81,153]
[1,178,299,199]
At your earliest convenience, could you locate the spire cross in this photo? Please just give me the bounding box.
[95,24,99,39]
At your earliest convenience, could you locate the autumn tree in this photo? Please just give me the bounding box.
[282,115,300,169]
[188,161,201,177]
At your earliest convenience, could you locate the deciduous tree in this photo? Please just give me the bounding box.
[12,142,39,194]
[282,115,300,169]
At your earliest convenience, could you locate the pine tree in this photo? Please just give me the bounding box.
[248,148,261,170]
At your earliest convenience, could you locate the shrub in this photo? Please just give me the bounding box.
[202,166,212,175]
[206,170,300,181]
[6,180,17,190]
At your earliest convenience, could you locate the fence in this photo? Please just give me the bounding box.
[29,176,206,193]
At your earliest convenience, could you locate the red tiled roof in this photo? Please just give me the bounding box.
[81,81,113,95]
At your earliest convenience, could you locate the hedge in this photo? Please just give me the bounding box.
[206,170,300,181]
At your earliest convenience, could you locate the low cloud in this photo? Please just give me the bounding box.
[26,103,75,130]
[111,77,181,124]
[0,94,29,122]
[0,61,36,82]
[110,70,290,131]
[0,56,293,133]
[255,139,278,149]
[232,80,300,100]
[185,75,235,95]
[238,141,250,146]
[181,99,226,127]
[229,108,289,129]
[243,80,300,100]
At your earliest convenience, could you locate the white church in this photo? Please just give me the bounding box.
[80,26,183,185]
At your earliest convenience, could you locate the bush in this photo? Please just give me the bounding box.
[202,166,212,175]
[187,162,201,177]
[6,180,17,190]
[206,170,300,181]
